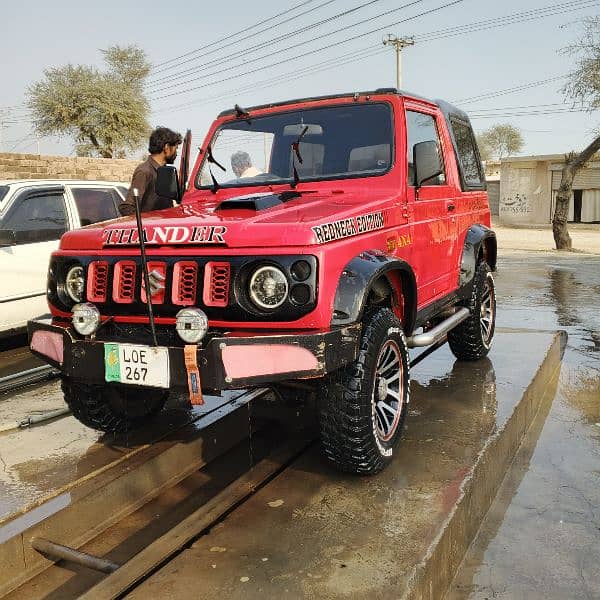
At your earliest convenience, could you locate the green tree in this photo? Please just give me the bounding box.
[553,17,600,250]
[477,123,524,160]
[27,45,150,158]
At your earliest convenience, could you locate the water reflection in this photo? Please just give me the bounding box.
[412,357,497,437]
[549,265,600,354]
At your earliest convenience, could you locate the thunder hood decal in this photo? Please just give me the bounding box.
[102,225,227,246]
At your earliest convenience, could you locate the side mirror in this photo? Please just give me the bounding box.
[0,229,16,247]
[414,141,443,188]
[156,165,180,202]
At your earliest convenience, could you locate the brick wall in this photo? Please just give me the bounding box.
[0,152,140,183]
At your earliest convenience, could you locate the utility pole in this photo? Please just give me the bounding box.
[382,34,414,89]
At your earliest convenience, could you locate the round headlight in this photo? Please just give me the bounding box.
[66,265,85,303]
[249,265,288,309]
[72,303,101,336]
[176,308,208,344]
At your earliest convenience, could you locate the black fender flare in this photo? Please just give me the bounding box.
[459,224,497,289]
[331,251,417,334]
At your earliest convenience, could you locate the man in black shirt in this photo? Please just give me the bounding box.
[119,127,182,216]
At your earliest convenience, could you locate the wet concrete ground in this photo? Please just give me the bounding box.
[0,251,597,598]
[449,251,600,599]
[122,330,560,599]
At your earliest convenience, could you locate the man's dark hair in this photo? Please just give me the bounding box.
[149,127,183,154]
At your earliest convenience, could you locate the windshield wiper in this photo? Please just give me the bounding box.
[206,145,226,193]
[290,125,309,189]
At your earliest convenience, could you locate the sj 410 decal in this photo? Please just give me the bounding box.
[312,211,385,244]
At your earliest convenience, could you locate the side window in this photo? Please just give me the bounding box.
[71,187,120,226]
[117,186,129,199]
[405,110,446,187]
[450,120,484,188]
[3,191,67,244]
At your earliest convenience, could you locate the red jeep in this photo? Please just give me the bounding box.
[29,89,496,474]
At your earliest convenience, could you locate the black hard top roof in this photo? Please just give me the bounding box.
[218,88,470,122]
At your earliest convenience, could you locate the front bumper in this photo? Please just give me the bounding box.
[28,319,361,391]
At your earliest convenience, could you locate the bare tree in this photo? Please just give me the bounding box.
[553,17,600,250]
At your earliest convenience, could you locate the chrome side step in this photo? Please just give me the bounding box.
[406,307,470,348]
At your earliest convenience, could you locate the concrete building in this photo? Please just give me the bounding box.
[483,160,501,216]
[498,154,600,225]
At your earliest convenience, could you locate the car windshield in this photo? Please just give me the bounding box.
[196,102,393,189]
[0,186,8,204]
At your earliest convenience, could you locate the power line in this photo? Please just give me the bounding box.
[154,44,384,114]
[470,108,589,118]
[149,0,593,102]
[418,0,599,42]
[152,0,326,71]
[470,102,574,112]
[150,0,462,101]
[146,0,416,89]
[452,75,569,104]
[148,0,594,93]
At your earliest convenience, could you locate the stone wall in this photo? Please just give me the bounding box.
[0,152,139,183]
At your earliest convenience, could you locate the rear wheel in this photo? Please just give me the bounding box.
[319,308,410,475]
[448,261,496,361]
[62,378,168,433]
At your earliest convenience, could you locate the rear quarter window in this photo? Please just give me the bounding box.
[450,119,485,189]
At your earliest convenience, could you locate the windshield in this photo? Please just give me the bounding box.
[196,102,393,189]
[0,186,8,204]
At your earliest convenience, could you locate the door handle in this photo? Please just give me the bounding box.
[446,202,456,212]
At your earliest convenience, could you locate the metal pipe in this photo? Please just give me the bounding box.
[406,307,470,348]
[19,407,71,428]
[410,337,448,367]
[31,537,120,574]
[0,366,57,394]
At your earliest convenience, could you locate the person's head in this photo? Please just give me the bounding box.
[149,127,183,165]
[230,151,253,177]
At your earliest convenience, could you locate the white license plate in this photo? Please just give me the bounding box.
[104,343,170,388]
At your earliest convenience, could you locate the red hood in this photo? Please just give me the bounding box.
[59,189,397,251]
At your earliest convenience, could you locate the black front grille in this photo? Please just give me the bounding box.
[49,254,318,322]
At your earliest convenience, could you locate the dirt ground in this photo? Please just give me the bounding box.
[492,221,600,255]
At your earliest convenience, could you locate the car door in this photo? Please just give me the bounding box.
[68,186,122,226]
[0,186,68,332]
[404,106,458,307]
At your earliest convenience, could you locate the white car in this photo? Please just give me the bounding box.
[0,180,128,338]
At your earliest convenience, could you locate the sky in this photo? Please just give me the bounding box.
[1,0,598,160]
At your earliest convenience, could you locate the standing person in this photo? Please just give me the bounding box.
[119,127,183,216]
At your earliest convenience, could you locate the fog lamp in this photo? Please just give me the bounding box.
[176,308,208,344]
[72,303,101,336]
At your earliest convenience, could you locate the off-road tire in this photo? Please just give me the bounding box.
[62,378,168,433]
[448,261,496,361]
[319,308,410,475]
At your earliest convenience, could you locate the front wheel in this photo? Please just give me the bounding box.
[62,378,168,433]
[448,261,496,361]
[319,308,410,475]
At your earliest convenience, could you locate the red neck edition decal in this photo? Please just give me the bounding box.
[312,211,385,244]
[102,225,227,246]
